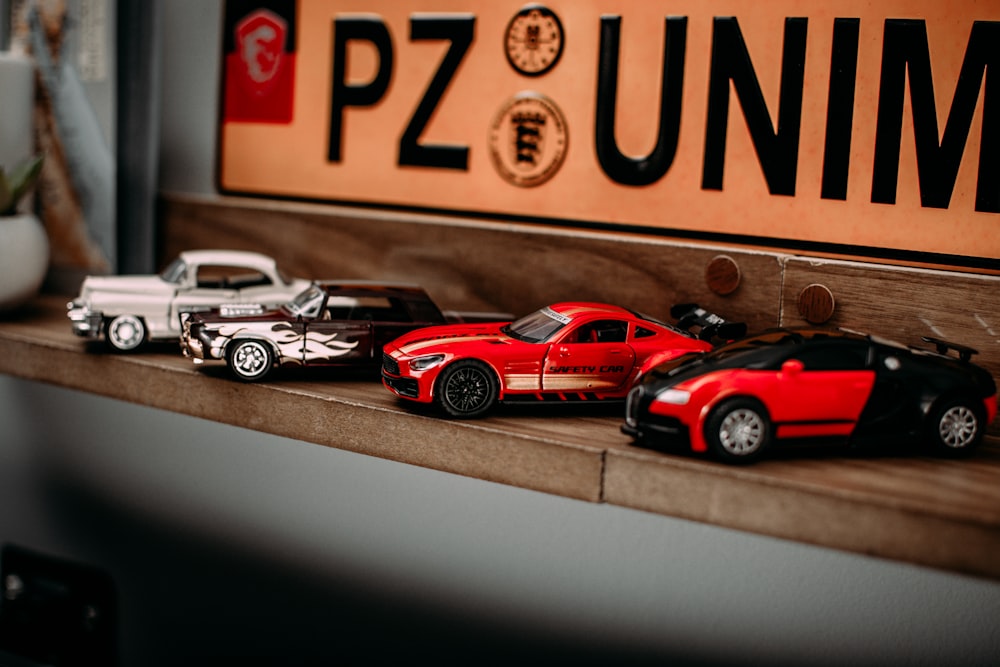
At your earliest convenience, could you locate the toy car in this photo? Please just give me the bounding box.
[180,281,499,382]
[381,302,743,418]
[622,328,998,463]
[67,249,310,352]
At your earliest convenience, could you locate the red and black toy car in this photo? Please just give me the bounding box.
[622,328,998,463]
[382,302,743,418]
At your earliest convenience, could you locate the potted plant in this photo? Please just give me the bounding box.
[0,154,48,310]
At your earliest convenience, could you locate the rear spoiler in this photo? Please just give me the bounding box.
[670,303,747,343]
[921,336,979,362]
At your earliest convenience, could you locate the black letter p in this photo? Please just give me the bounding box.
[329,18,393,162]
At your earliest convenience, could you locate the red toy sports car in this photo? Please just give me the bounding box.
[381,302,742,417]
[622,328,998,463]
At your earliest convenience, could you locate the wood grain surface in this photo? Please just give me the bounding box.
[3,294,1000,580]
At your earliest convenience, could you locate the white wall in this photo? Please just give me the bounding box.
[4,375,1000,664]
[158,0,220,195]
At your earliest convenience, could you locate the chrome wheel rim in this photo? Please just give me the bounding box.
[108,316,144,350]
[233,341,269,378]
[719,409,765,456]
[939,405,978,449]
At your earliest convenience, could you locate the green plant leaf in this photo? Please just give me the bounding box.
[0,155,44,216]
[0,171,13,215]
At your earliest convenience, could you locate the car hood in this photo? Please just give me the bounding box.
[188,308,291,326]
[77,275,174,300]
[387,322,513,355]
[637,352,724,391]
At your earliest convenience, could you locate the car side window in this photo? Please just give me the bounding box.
[567,320,628,344]
[364,298,411,322]
[635,325,657,339]
[792,341,870,371]
[195,265,272,290]
[328,296,413,322]
[405,298,445,324]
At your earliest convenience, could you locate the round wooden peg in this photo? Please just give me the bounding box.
[797,284,836,324]
[705,255,741,296]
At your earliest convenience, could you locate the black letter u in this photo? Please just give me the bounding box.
[595,16,687,187]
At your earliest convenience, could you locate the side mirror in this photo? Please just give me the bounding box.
[782,359,805,375]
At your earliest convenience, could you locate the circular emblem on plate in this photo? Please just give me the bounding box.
[489,92,568,188]
[504,5,564,76]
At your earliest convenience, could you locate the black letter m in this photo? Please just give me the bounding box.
[872,20,999,213]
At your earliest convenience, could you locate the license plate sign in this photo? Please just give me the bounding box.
[219,1,1000,266]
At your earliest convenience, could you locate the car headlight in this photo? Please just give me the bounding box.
[409,354,446,371]
[654,388,691,405]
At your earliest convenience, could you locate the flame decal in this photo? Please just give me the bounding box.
[212,322,360,365]
[270,323,359,363]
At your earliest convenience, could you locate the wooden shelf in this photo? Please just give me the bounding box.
[3,295,999,581]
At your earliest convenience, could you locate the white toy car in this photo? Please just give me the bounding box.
[67,250,311,352]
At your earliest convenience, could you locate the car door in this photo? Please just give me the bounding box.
[542,319,635,392]
[770,340,876,435]
[366,296,430,357]
[853,346,923,437]
[300,296,372,365]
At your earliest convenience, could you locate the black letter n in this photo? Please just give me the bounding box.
[702,17,808,197]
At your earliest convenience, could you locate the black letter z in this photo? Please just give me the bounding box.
[399,16,475,170]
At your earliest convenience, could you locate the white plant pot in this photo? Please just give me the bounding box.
[0,212,49,310]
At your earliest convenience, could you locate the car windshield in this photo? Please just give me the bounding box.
[159,257,188,284]
[283,284,325,317]
[502,306,570,343]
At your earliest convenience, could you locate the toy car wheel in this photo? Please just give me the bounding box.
[435,360,499,418]
[928,398,984,454]
[705,398,771,464]
[105,314,147,352]
[228,339,273,382]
